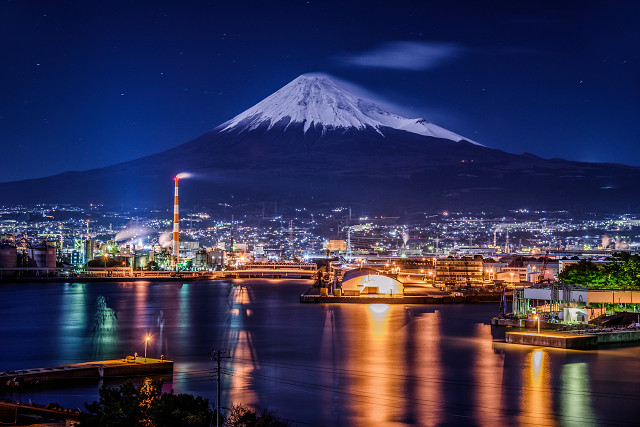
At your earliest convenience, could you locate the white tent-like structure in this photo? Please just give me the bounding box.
[341,268,403,296]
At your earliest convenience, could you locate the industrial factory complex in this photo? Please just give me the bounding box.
[1,176,640,323]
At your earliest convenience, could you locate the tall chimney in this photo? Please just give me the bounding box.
[172,177,179,261]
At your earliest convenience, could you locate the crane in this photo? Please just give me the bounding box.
[536,250,551,284]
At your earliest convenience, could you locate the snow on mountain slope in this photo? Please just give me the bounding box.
[219,73,481,145]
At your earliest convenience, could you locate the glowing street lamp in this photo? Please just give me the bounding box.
[534,315,540,334]
[144,336,151,362]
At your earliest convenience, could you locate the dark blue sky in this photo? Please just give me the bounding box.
[2,0,639,182]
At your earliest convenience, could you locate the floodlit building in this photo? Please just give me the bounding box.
[327,240,347,252]
[497,267,527,284]
[435,255,484,287]
[513,286,640,323]
[341,268,403,296]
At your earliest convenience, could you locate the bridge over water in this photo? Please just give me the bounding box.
[222,262,318,279]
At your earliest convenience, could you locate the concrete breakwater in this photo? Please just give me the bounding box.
[300,293,503,304]
[506,330,640,349]
[0,357,172,386]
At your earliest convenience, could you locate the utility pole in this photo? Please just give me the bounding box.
[211,350,230,427]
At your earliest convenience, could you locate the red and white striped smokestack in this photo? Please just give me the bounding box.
[172,176,179,260]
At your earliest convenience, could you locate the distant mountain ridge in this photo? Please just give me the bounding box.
[1,73,639,213]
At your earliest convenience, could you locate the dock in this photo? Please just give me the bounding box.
[0,357,173,386]
[300,293,502,304]
[506,329,640,349]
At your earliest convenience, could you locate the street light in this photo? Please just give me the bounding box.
[534,315,540,334]
[144,336,150,362]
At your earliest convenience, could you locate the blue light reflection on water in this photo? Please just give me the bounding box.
[0,280,639,425]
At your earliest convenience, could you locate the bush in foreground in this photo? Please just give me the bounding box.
[79,380,289,426]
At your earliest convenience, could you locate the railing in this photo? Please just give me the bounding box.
[239,262,317,271]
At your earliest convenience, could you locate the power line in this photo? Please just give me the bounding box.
[219,367,629,426]
[222,356,640,402]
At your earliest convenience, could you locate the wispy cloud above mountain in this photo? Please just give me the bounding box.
[338,41,465,71]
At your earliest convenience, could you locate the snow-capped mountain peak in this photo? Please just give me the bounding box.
[219,73,480,145]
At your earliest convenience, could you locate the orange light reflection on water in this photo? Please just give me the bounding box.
[412,310,442,426]
[226,285,257,405]
[521,348,555,426]
[353,303,397,425]
[335,304,443,426]
[473,323,505,427]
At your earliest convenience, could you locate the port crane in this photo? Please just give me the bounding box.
[536,250,552,284]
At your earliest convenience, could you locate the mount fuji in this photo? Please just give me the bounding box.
[2,73,640,213]
[219,73,478,144]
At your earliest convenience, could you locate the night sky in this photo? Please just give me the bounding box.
[2,0,639,182]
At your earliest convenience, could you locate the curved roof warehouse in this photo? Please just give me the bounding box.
[341,268,404,296]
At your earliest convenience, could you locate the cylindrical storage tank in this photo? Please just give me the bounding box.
[29,247,46,268]
[46,246,56,268]
[0,244,17,269]
[28,245,56,268]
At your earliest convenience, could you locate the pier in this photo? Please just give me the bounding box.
[506,329,640,349]
[0,357,173,386]
[300,291,503,304]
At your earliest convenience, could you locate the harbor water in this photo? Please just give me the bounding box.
[0,280,639,426]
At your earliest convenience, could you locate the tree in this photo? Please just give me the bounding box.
[225,403,289,427]
[558,259,605,287]
[80,380,160,427]
[148,392,214,427]
[80,379,212,427]
[559,253,640,290]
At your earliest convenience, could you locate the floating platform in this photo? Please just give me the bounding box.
[506,330,640,349]
[0,357,173,386]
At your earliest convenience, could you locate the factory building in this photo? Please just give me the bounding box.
[193,248,225,270]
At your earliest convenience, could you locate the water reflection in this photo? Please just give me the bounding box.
[5,282,639,426]
[155,310,166,358]
[521,349,555,426]
[58,283,87,362]
[337,304,403,425]
[90,296,118,359]
[134,282,149,331]
[409,310,441,426]
[177,283,190,355]
[357,304,395,424]
[224,284,257,404]
[473,323,504,426]
[560,363,595,427]
[320,307,341,424]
